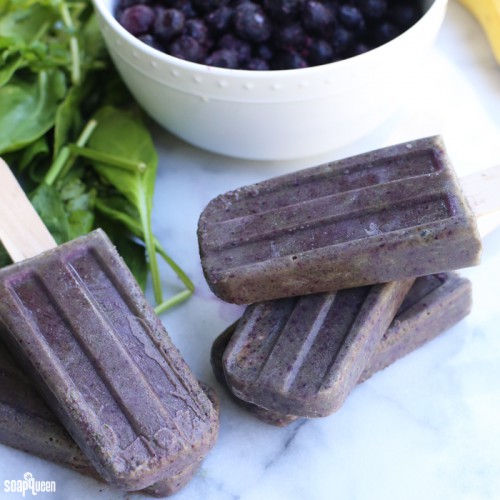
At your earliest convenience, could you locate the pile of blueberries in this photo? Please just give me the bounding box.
[116,0,422,70]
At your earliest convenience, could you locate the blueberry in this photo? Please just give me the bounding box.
[308,38,334,65]
[154,8,185,42]
[234,2,272,43]
[115,0,421,70]
[173,0,197,18]
[273,49,308,70]
[168,35,205,62]
[302,1,336,36]
[338,5,365,32]
[206,6,234,33]
[273,22,306,50]
[192,0,230,15]
[263,0,301,22]
[137,33,163,51]
[331,26,354,53]
[356,0,387,20]
[217,34,252,64]
[119,5,155,36]
[115,0,150,18]
[185,18,210,46]
[204,48,239,68]
[372,21,401,45]
[391,4,421,29]
[257,43,274,61]
[350,42,373,57]
[117,0,151,8]
[116,0,149,12]
[245,57,270,70]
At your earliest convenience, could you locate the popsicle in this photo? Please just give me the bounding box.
[221,279,414,417]
[0,336,218,496]
[198,136,484,304]
[211,323,298,428]
[0,159,219,491]
[211,272,472,426]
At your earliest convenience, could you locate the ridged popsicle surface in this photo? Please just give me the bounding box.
[0,229,218,491]
[359,272,472,381]
[213,272,472,425]
[223,279,413,417]
[0,337,216,497]
[198,136,481,304]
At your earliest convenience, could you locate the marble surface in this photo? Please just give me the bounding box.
[1,1,500,499]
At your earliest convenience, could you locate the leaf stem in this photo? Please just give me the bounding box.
[59,3,81,85]
[156,243,195,292]
[137,183,163,305]
[94,198,195,300]
[154,290,193,315]
[45,119,98,185]
[68,145,147,173]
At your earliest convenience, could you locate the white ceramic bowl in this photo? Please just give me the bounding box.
[92,0,448,160]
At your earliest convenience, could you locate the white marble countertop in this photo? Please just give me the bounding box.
[1,1,500,499]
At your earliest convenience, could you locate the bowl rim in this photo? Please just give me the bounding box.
[92,0,447,81]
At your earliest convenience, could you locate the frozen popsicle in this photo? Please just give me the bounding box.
[212,272,472,426]
[223,279,414,417]
[0,337,218,496]
[0,159,219,491]
[198,136,483,304]
[211,324,298,427]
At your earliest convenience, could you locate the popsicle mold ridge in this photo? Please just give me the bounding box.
[198,136,481,304]
[0,335,217,497]
[0,229,218,490]
[212,272,472,426]
[222,279,413,417]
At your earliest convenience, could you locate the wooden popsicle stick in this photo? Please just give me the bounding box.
[0,158,57,263]
[460,164,500,218]
[460,164,500,239]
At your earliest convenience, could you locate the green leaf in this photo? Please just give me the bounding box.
[17,136,50,173]
[95,198,195,294]
[67,209,94,240]
[54,85,83,157]
[0,4,193,310]
[0,4,55,44]
[95,208,148,291]
[59,176,86,201]
[80,11,107,66]
[0,69,66,154]
[29,183,70,244]
[88,106,157,210]
[87,106,163,303]
[0,241,12,269]
[0,53,23,87]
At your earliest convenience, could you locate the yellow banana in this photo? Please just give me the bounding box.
[457,0,500,63]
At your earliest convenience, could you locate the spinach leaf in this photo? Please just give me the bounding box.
[94,198,194,313]
[0,0,193,312]
[87,105,163,304]
[0,242,11,269]
[0,69,66,154]
[94,207,148,291]
[54,85,83,157]
[0,4,56,44]
[30,183,70,244]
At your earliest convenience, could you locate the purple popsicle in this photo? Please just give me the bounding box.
[222,279,414,417]
[198,136,481,304]
[211,272,472,426]
[0,338,219,496]
[0,159,218,491]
